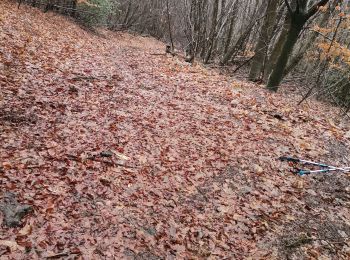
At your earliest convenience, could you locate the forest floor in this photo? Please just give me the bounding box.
[1,1,350,259]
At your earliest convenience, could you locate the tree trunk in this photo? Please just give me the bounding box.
[266,0,331,91]
[266,18,303,91]
[166,0,174,52]
[70,0,77,18]
[263,15,290,81]
[204,0,219,64]
[221,21,255,65]
[223,12,236,55]
[284,4,332,76]
[249,0,279,81]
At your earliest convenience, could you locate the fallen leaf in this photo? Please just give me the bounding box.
[292,179,304,189]
[113,151,130,161]
[0,240,25,252]
[18,224,32,236]
[2,162,12,169]
[253,164,263,174]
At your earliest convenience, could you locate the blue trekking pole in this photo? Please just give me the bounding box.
[279,156,350,176]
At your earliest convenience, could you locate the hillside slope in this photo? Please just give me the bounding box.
[1,1,350,259]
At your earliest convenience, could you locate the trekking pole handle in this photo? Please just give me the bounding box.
[279,156,300,163]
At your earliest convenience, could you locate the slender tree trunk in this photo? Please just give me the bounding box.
[219,0,226,20]
[223,13,235,56]
[199,1,209,59]
[204,0,219,64]
[249,0,279,81]
[340,81,350,102]
[189,0,200,61]
[221,21,255,65]
[122,2,132,27]
[166,0,175,51]
[71,0,77,18]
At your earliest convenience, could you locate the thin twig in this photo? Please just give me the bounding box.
[46,251,80,259]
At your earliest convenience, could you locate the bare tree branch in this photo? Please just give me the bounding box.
[306,0,331,19]
[284,0,293,14]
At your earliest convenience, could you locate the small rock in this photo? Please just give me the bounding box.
[0,193,33,227]
[239,186,252,195]
[143,226,157,236]
[253,164,264,174]
[307,189,317,196]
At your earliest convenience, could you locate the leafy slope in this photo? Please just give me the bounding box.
[1,1,350,258]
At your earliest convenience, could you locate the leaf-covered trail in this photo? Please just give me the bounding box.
[1,1,350,258]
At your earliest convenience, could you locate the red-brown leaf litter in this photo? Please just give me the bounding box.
[1,1,349,258]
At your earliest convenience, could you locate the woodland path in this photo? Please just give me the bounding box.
[1,1,350,259]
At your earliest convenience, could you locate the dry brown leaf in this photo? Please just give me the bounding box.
[113,151,130,161]
[253,164,263,174]
[292,179,305,189]
[0,240,25,252]
[18,224,32,236]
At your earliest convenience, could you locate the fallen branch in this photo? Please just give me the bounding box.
[71,75,99,81]
[65,153,137,169]
[149,53,166,56]
[232,54,255,73]
[86,155,136,169]
[45,250,80,259]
